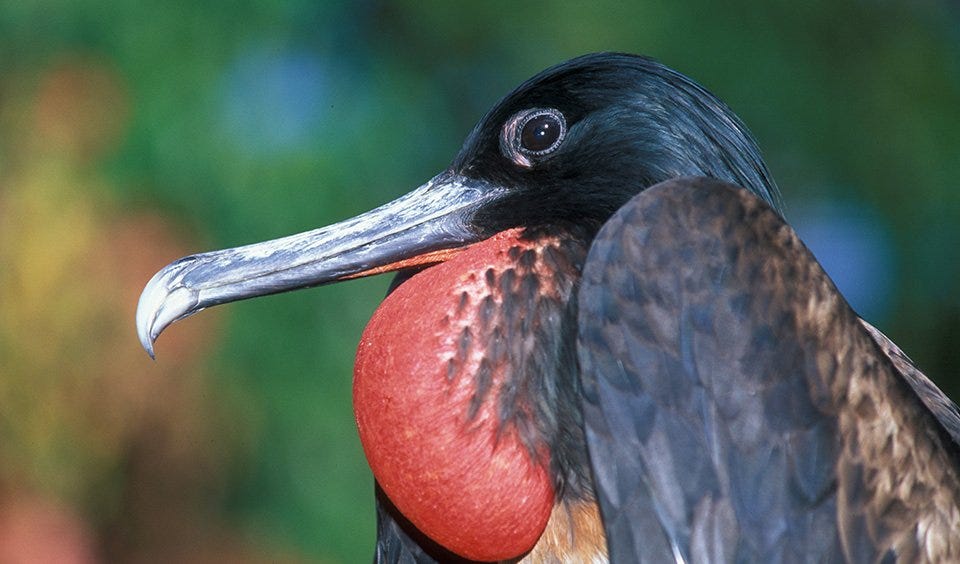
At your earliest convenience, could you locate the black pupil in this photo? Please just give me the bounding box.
[521,113,561,153]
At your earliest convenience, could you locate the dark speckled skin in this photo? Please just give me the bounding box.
[356,229,591,561]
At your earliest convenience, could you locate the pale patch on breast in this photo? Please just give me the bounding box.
[520,500,608,563]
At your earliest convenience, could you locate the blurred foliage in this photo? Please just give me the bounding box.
[0,1,957,562]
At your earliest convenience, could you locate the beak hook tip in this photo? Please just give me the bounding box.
[144,339,157,360]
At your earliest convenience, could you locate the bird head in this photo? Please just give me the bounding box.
[137,52,778,357]
[454,52,779,236]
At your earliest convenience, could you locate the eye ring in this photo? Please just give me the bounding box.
[517,108,566,156]
[501,108,567,168]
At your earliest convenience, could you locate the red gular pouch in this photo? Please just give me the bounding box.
[354,229,557,562]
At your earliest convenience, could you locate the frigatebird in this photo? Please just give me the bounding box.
[137,53,960,562]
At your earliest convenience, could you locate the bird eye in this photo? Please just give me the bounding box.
[519,109,565,154]
[519,110,566,155]
[501,108,566,167]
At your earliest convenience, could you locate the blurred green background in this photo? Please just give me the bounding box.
[1,1,958,562]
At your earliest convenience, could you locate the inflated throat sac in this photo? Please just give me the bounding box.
[353,229,559,562]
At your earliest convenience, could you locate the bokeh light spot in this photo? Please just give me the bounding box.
[791,200,896,322]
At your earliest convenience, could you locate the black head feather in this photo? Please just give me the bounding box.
[454,52,781,236]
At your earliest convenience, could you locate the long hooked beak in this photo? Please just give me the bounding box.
[136,171,504,358]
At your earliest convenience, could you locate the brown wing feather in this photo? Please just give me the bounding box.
[860,320,960,448]
[838,320,960,560]
[578,177,960,562]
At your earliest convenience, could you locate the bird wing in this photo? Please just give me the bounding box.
[577,177,960,563]
[374,491,436,564]
[859,319,960,447]
[374,485,469,563]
